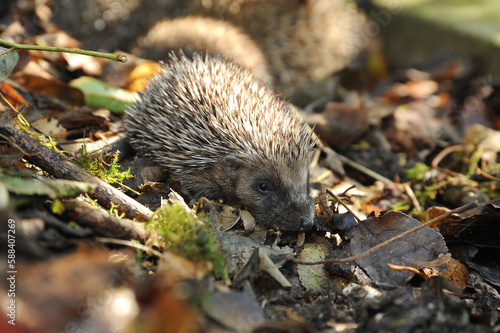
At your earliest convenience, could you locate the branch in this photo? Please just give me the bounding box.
[292,201,478,265]
[0,39,127,63]
[60,199,147,241]
[0,121,152,221]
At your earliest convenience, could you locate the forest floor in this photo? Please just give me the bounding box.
[1,1,499,332]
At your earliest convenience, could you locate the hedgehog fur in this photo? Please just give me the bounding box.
[125,53,317,231]
[139,16,272,83]
[188,0,368,97]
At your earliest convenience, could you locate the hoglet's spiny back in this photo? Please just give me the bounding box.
[125,53,317,231]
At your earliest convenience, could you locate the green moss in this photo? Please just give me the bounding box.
[404,163,442,210]
[67,221,83,229]
[76,143,138,194]
[109,202,125,219]
[391,199,411,211]
[146,203,226,279]
[130,239,143,263]
[405,162,431,181]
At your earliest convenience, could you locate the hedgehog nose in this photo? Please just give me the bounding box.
[298,216,314,231]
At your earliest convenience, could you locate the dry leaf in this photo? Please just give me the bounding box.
[297,242,343,293]
[306,102,369,148]
[350,211,448,286]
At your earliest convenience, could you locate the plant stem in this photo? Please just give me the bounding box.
[0,39,127,63]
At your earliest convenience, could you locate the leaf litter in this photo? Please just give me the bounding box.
[1,1,500,332]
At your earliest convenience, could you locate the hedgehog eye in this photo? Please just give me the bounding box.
[258,182,270,193]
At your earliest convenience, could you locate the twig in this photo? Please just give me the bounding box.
[326,188,361,223]
[60,199,147,241]
[0,92,30,127]
[95,237,164,257]
[336,152,395,186]
[0,121,153,221]
[402,182,422,213]
[18,209,93,238]
[431,144,477,186]
[292,201,478,265]
[0,39,127,63]
[476,167,500,182]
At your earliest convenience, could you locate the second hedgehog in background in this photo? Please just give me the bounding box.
[188,0,369,96]
[138,16,272,83]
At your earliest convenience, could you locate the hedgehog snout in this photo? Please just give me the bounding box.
[284,194,316,231]
[298,215,314,231]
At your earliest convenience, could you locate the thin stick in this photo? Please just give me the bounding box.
[431,144,477,186]
[476,167,500,182]
[292,201,478,265]
[0,46,15,56]
[336,151,395,185]
[326,188,361,223]
[0,39,127,63]
[0,122,153,221]
[402,182,422,213]
[95,237,164,258]
[0,92,30,127]
[61,199,147,241]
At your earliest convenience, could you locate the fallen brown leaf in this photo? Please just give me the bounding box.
[349,211,448,286]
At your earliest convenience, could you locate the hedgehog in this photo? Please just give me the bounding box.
[187,0,368,97]
[138,16,272,83]
[125,53,317,231]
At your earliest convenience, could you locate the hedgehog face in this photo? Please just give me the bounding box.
[231,156,315,231]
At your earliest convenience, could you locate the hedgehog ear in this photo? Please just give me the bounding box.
[222,155,244,177]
